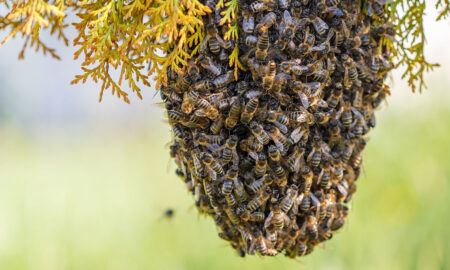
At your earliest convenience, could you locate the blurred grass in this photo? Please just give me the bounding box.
[0,96,449,270]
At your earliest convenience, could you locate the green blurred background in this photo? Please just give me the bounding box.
[0,6,449,270]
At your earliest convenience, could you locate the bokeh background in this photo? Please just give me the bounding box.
[0,5,449,270]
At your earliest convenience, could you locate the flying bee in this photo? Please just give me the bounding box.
[307,11,329,36]
[196,99,218,120]
[241,97,259,124]
[214,71,235,88]
[225,98,241,129]
[221,135,239,166]
[255,31,269,62]
[242,8,255,33]
[255,12,276,34]
[198,55,222,76]
[249,121,270,145]
[254,153,268,179]
[200,152,224,179]
[247,187,271,211]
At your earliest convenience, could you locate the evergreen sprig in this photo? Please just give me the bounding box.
[0,0,449,101]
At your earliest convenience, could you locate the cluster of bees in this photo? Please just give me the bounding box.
[161,0,393,258]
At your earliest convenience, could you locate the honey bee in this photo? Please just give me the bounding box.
[264,204,287,231]
[340,101,353,128]
[328,118,342,149]
[239,137,262,160]
[254,230,277,256]
[314,111,332,125]
[175,75,192,94]
[341,136,356,163]
[200,152,224,179]
[195,133,221,152]
[205,23,220,54]
[196,98,219,120]
[297,26,315,56]
[224,205,241,225]
[301,166,314,195]
[254,153,268,179]
[221,135,239,166]
[241,97,259,124]
[245,35,258,47]
[237,207,265,222]
[318,159,332,189]
[247,187,271,211]
[284,147,305,173]
[255,31,269,62]
[214,71,235,88]
[342,54,358,82]
[255,12,276,34]
[210,117,224,135]
[167,110,186,125]
[307,136,323,168]
[267,125,291,153]
[300,193,311,212]
[249,0,276,13]
[249,121,270,145]
[267,144,281,164]
[193,79,214,92]
[263,60,277,90]
[280,185,298,212]
[242,8,255,34]
[198,55,222,76]
[265,111,289,134]
[367,0,388,20]
[280,10,296,40]
[225,98,241,129]
[188,111,210,129]
[291,1,302,17]
[307,11,329,36]
[305,215,319,240]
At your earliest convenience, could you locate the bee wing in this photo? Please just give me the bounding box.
[264,210,274,228]
[290,126,304,143]
[336,183,348,198]
[274,122,288,134]
[298,92,310,108]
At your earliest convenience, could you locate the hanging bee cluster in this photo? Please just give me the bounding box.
[162,0,393,258]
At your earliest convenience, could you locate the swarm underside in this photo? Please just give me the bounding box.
[162,0,392,258]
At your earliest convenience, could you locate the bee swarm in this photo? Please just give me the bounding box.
[162,0,393,258]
